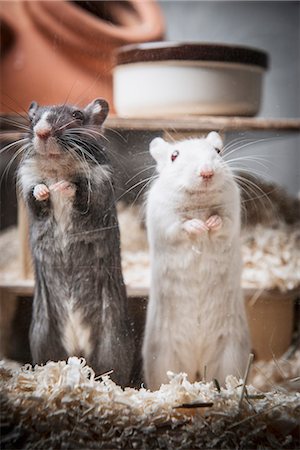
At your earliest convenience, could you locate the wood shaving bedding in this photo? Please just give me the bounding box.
[241,225,300,292]
[251,350,300,392]
[0,357,299,449]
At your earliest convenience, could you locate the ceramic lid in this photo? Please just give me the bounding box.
[116,42,269,69]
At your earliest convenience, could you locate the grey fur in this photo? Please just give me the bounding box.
[18,100,134,386]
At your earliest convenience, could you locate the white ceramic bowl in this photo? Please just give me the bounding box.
[113,42,269,117]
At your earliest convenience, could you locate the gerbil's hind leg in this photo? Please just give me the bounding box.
[206,337,249,385]
[143,341,197,391]
[30,323,69,366]
[91,333,133,387]
[143,349,174,391]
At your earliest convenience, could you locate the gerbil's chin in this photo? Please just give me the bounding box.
[34,137,61,157]
[189,177,217,193]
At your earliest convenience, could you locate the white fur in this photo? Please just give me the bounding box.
[18,158,42,195]
[143,133,250,390]
[51,187,74,235]
[33,112,51,136]
[19,155,111,238]
[62,301,92,358]
[18,158,74,235]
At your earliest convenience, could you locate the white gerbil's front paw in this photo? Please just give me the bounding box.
[33,184,50,201]
[49,180,76,198]
[183,219,209,236]
[206,215,223,231]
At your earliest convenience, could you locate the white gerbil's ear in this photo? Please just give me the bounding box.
[206,131,223,151]
[149,137,170,172]
[85,98,109,125]
[149,137,168,161]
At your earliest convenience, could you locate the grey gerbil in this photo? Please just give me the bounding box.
[18,99,134,386]
[143,133,250,390]
[239,172,300,227]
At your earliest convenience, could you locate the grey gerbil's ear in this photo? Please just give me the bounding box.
[206,131,223,151]
[85,98,109,125]
[28,101,39,120]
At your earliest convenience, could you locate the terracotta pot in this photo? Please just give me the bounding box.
[0,0,164,113]
[245,289,296,361]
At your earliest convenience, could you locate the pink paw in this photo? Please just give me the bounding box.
[183,219,209,236]
[206,215,223,231]
[49,180,76,198]
[33,184,50,201]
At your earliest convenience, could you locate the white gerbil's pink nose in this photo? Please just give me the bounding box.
[36,129,51,140]
[200,169,214,180]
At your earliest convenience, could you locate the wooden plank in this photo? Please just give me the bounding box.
[106,116,300,132]
[18,198,33,279]
[1,114,300,134]
[0,289,18,357]
[0,279,148,298]
[1,278,298,300]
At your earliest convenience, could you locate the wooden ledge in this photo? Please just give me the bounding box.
[106,116,300,132]
[1,114,300,135]
[0,278,148,299]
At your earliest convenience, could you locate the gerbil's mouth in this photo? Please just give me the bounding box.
[185,177,217,195]
[201,179,214,187]
[48,153,62,160]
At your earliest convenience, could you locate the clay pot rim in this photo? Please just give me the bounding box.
[244,287,300,300]
[25,1,165,52]
[115,41,269,69]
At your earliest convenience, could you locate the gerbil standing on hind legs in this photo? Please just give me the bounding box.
[18,98,134,386]
[143,132,250,391]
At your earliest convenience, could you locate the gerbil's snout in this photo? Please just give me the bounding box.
[200,169,214,180]
[36,128,51,140]
[33,116,60,155]
[34,116,52,141]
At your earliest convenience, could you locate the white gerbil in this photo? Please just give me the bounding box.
[142,132,250,390]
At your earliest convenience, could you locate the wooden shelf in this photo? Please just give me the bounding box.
[106,116,300,132]
[1,277,298,300]
[1,114,300,135]
[0,278,149,299]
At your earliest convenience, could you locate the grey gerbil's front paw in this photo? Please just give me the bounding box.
[183,218,209,236]
[49,180,76,198]
[33,184,50,201]
[206,215,223,231]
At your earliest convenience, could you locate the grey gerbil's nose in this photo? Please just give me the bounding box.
[200,169,214,180]
[36,129,51,140]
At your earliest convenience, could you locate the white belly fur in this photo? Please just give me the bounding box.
[143,235,250,390]
[51,190,73,234]
[62,301,92,358]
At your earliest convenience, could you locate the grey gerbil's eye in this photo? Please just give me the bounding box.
[171,150,179,162]
[72,110,84,121]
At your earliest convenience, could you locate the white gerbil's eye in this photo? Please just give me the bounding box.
[215,148,222,155]
[171,150,179,162]
[72,110,84,121]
